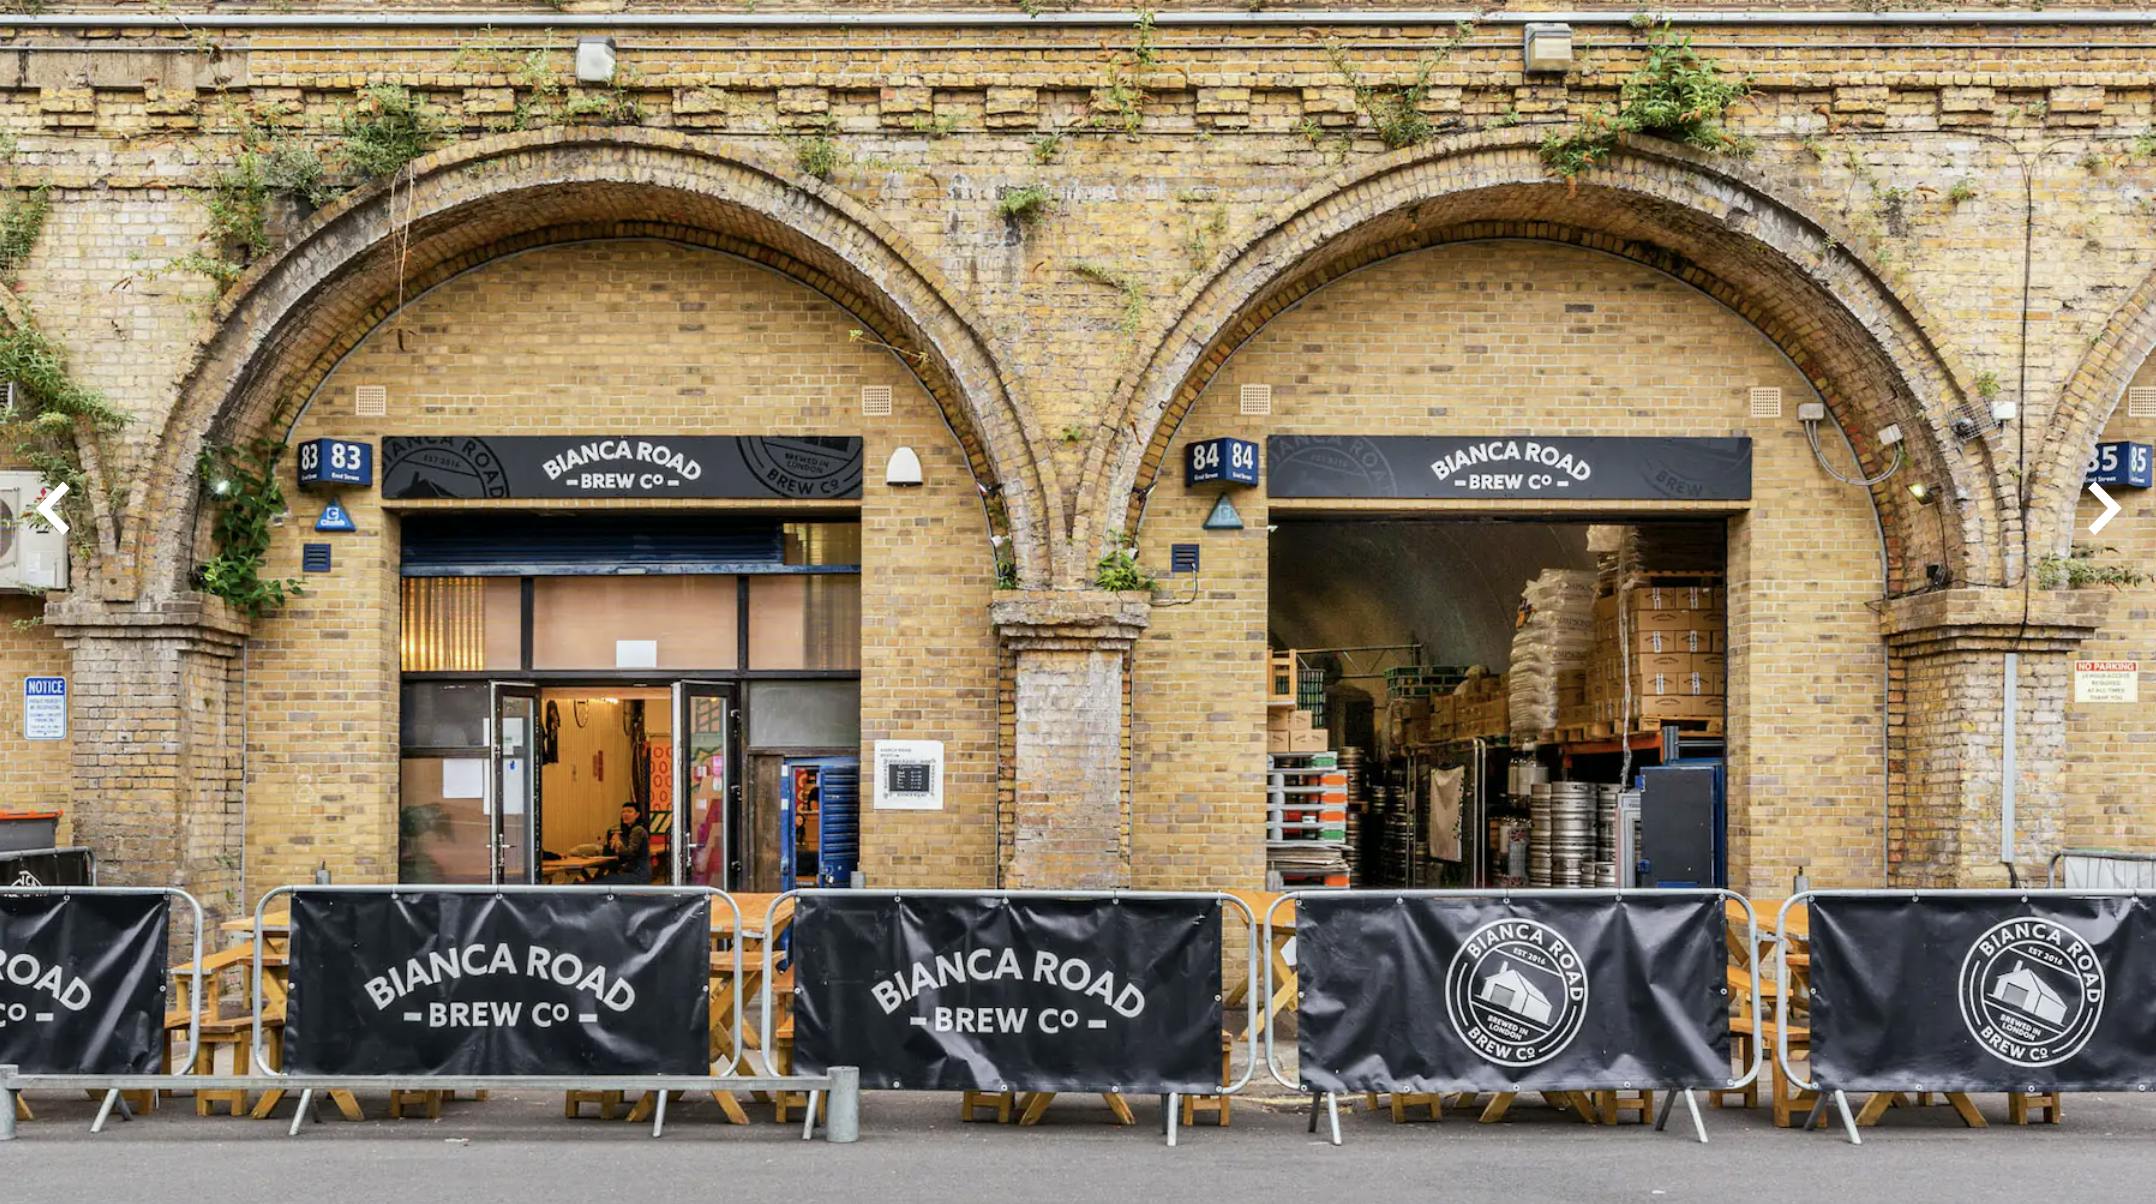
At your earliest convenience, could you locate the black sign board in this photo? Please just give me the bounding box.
[1267,435,1752,501]
[1809,894,2156,1093]
[791,894,1223,1093]
[285,890,710,1076]
[0,892,169,1074]
[1295,893,1728,1093]
[380,436,863,500]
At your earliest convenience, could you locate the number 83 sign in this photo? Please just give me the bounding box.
[297,438,375,489]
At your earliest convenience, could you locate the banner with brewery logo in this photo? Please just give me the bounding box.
[791,894,1223,1093]
[0,892,169,1074]
[285,890,710,1076]
[1808,894,2156,1091]
[1295,894,1728,1093]
[1267,435,1752,501]
[380,435,863,500]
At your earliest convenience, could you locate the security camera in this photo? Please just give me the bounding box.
[1950,416,1980,440]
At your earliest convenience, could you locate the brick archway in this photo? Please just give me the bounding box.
[1088,131,2000,598]
[2036,266,2156,562]
[126,127,1056,603]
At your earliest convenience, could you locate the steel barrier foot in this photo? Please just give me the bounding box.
[1683,1089,1707,1144]
[826,1068,860,1144]
[1654,1089,1677,1131]
[651,1091,669,1139]
[1307,1092,1320,1134]
[91,1089,122,1134]
[1326,1093,1342,1147]
[1802,1096,1829,1132]
[802,1089,821,1141]
[1833,1090,1861,1146]
[0,1077,15,1142]
[287,1090,314,1138]
[1166,1093,1179,1148]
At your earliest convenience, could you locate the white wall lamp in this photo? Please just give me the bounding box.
[1523,23,1574,74]
[884,446,923,488]
[575,36,618,86]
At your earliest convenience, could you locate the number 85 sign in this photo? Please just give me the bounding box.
[2085,441,2152,490]
[296,438,374,488]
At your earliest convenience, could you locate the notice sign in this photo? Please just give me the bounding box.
[380,436,863,500]
[791,894,1223,1093]
[22,676,65,741]
[872,740,944,810]
[0,892,169,1074]
[284,890,710,1076]
[1267,435,1752,501]
[2075,661,2140,704]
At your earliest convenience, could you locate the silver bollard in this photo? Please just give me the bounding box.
[825,1066,860,1143]
[1,1064,16,1142]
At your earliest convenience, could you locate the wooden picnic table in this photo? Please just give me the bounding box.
[1221,889,1295,1034]
[539,855,614,883]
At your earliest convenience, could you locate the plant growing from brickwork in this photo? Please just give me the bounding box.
[1180,201,1229,271]
[1133,9,1160,66]
[997,184,1053,225]
[1323,24,1473,151]
[195,437,304,616]
[1072,259,1147,339]
[789,117,845,182]
[0,312,129,543]
[0,185,51,280]
[2037,545,2149,590]
[1972,370,2001,401]
[908,112,960,140]
[1540,19,1750,180]
[1028,132,1066,165]
[1093,60,1146,139]
[1947,178,1978,205]
[1094,529,1155,592]
[340,85,445,180]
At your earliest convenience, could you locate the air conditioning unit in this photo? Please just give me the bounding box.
[0,471,70,592]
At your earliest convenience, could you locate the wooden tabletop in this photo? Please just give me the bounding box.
[225,890,796,936]
[1226,889,1295,931]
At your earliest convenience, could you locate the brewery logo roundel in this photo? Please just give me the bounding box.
[1956,917,2104,1069]
[1443,918,1589,1067]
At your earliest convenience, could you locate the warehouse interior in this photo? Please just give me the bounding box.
[1266,519,1729,892]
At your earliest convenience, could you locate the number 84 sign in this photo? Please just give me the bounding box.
[1186,437,1258,487]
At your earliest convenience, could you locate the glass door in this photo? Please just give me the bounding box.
[672,681,736,888]
[492,683,540,884]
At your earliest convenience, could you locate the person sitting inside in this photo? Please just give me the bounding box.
[600,802,651,883]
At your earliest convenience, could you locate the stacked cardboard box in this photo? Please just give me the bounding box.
[1586,583,1726,728]
[1268,702,1329,753]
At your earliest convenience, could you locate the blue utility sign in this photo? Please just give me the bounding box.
[2085,441,2152,489]
[23,676,65,741]
[297,438,374,488]
[1186,437,1259,487]
[314,501,357,532]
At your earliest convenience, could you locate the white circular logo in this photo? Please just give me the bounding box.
[1957,917,2104,1069]
[1444,918,1589,1067]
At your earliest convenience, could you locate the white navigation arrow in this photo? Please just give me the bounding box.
[33,483,68,535]
[2088,482,2123,535]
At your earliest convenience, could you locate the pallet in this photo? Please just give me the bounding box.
[1562,717,1724,742]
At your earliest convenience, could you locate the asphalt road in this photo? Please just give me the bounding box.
[7,1089,2156,1203]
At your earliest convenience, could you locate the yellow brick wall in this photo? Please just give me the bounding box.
[2062,361,2156,857]
[250,239,996,898]
[0,596,73,839]
[1133,241,1885,894]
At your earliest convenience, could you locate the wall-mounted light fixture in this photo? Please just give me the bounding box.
[1907,481,1937,505]
[575,36,618,85]
[1522,23,1574,74]
[884,446,924,488]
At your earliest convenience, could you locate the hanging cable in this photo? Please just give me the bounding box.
[1804,417,1905,488]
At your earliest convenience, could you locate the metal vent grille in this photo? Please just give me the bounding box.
[1748,387,1782,419]
[1948,401,1999,442]
[353,385,387,418]
[861,385,893,418]
[1239,383,1272,416]
[2130,387,2156,419]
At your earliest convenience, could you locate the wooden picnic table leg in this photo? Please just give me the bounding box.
[1102,1094,1135,1126]
[1853,1092,1896,1127]
[1479,1092,1514,1123]
[1017,1092,1054,1126]
[1945,1092,1987,1128]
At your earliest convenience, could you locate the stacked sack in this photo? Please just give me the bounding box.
[1507,568,1598,742]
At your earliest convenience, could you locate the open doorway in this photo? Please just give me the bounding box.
[532,688,673,885]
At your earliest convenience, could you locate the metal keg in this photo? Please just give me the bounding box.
[1528,784,1553,887]
[1546,781,1596,890]
[1595,784,1620,865]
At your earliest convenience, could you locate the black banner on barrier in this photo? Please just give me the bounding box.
[0,893,168,1074]
[1809,894,2155,1092]
[285,891,710,1076]
[791,895,1223,1093]
[1296,894,1728,1093]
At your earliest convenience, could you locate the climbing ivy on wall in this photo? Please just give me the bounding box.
[195,437,304,616]
[1540,18,1751,180]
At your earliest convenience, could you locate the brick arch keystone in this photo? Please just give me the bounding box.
[1089,131,2002,597]
[129,127,1057,602]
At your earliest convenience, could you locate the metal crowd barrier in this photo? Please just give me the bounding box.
[763,889,1263,1147]
[233,883,854,1140]
[1264,888,1765,1146]
[2047,849,2156,890]
[1772,887,2152,1146]
[0,885,206,1139]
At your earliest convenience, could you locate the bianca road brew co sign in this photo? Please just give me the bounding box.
[0,892,171,1074]
[1267,435,1752,501]
[791,894,1224,1093]
[379,435,863,500]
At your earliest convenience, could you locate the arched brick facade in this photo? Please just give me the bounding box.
[1091,132,2004,598]
[127,128,1059,604]
[2038,265,2156,561]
